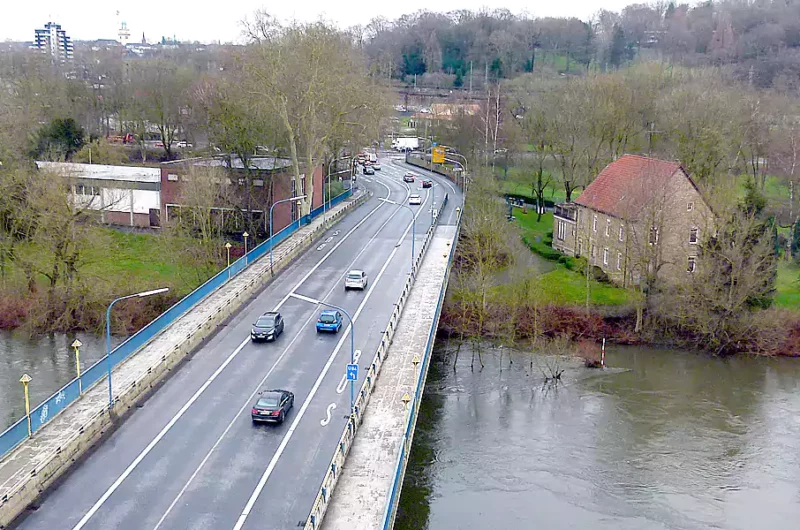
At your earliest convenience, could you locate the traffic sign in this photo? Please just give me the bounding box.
[346,364,358,381]
[432,146,446,164]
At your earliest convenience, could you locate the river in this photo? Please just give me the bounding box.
[396,342,800,530]
[0,331,118,431]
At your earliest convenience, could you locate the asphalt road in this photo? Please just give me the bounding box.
[11,156,462,530]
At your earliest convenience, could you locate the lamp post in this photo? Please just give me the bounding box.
[72,339,83,394]
[289,293,356,416]
[269,195,306,274]
[20,374,32,437]
[444,156,468,192]
[106,288,169,410]
[243,232,249,265]
[379,198,415,273]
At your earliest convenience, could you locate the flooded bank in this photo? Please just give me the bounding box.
[396,342,800,530]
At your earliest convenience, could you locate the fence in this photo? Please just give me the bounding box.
[0,189,354,460]
[303,193,455,530]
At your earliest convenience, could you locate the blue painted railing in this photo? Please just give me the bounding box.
[0,189,353,459]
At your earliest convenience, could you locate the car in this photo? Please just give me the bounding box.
[316,310,343,333]
[364,165,375,175]
[373,163,381,170]
[251,389,294,424]
[422,179,433,188]
[345,269,368,290]
[176,140,192,148]
[409,194,422,205]
[403,173,415,183]
[251,311,284,342]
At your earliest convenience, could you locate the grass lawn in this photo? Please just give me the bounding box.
[775,261,800,309]
[12,227,206,298]
[497,166,567,204]
[511,207,632,306]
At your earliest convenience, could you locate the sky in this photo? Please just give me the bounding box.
[1,0,634,44]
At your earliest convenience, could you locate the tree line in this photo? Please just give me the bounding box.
[359,1,800,89]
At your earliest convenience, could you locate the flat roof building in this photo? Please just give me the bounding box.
[33,22,74,63]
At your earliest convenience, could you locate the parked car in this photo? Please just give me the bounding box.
[364,165,375,175]
[372,163,382,170]
[251,311,284,342]
[345,270,368,290]
[422,179,433,188]
[176,140,193,148]
[409,194,422,205]
[251,389,294,424]
[316,310,343,333]
[403,173,415,183]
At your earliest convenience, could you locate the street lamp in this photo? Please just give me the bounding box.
[19,374,32,437]
[269,195,306,274]
[243,232,249,264]
[289,293,357,416]
[225,242,232,268]
[106,288,169,410]
[379,198,415,273]
[444,156,468,191]
[72,339,83,394]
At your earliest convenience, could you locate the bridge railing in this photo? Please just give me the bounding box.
[302,192,453,530]
[0,189,354,460]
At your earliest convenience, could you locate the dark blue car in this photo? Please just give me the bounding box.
[316,310,343,333]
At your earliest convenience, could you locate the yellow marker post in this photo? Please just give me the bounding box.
[20,374,32,437]
[72,338,83,394]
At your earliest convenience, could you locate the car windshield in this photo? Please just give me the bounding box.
[347,273,362,280]
[257,395,280,407]
[256,316,276,327]
[320,314,337,323]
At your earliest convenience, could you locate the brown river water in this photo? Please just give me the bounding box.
[396,342,800,530]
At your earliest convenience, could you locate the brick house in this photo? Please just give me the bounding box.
[160,157,324,237]
[552,155,714,286]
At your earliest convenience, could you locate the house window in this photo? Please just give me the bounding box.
[577,240,583,256]
[605,219,611,237]
[687,201,695,212]
[557,220,566,241]
[76,184,86,195]
[689,228,698,244]
[300,175,306,195]
[649,226,659,245]
[617,252,622,270]
[91,186,100,196]
[619,225,624,241]
[603,248,609,265]
[687,256,696,273]
[592,215,598,232]
[591,245,596,258]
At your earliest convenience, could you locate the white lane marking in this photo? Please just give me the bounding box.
[76,180,399,530]
[316,243,326,251]
[232,221,407,530]
[149,176,409,529]
[320,403,336,426]
[336,349,362,394]
[71,338,252,530]
[333,230,340,236]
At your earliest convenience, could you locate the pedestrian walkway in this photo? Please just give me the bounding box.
[322,224,456,530]
[0,192,364,526]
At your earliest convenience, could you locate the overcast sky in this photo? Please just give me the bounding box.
[1,0,635,44]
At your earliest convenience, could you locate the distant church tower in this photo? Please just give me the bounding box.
[142,32,147,45]
[118,21,131,45]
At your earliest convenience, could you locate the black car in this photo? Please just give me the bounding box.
[251,389,294,424]
[251,311,284,342]
[364,165,375,175]
[422,179,433,188]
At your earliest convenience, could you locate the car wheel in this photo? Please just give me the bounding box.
[279,410,285,424]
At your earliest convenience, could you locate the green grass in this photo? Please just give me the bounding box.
[775,261,800,309]
[496,166,567,204]
[511,207,632,306]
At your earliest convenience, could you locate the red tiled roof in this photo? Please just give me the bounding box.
[574,155,684,219]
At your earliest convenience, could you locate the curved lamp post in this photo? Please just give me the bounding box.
[269,195,306,274]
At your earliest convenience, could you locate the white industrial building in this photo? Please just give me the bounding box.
[35,162,162,228]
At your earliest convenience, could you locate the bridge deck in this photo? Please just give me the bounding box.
[322,224,456,530]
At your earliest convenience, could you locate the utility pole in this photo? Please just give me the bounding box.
[469,61,473,95]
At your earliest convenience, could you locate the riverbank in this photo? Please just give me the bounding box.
[0,226,219,334]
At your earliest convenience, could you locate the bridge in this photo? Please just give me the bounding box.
[0,154,463,530]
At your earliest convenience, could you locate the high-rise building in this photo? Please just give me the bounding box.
[33,22,73,63]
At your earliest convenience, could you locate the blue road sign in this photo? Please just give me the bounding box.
[346,364,358,381]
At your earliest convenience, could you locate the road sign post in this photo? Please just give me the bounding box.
[346,364,358,381]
